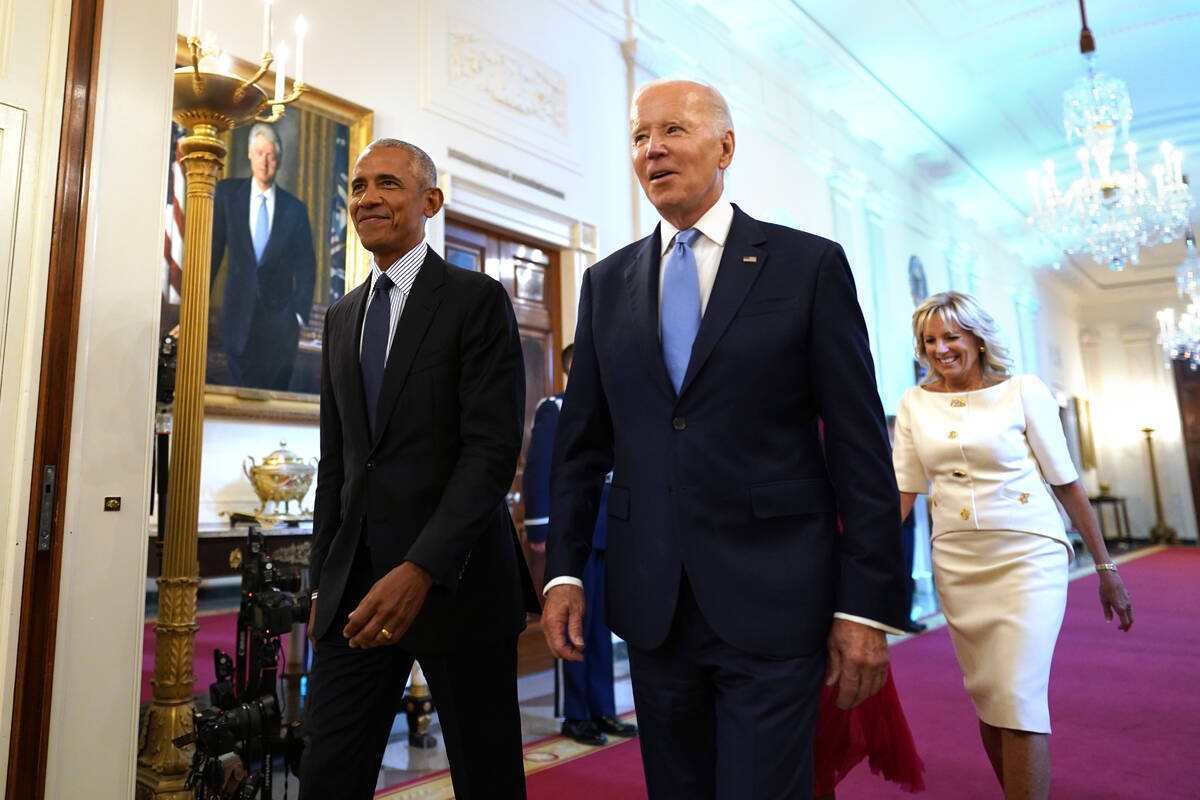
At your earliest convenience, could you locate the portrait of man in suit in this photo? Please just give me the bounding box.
[210,122,317,390]
[302,138,538,800]
[542,79,907,799]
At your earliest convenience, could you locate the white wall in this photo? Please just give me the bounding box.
[41,1,178,797]
[1078,285,1198,542]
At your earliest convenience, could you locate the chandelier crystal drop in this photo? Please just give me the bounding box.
[1028,50,1193,270]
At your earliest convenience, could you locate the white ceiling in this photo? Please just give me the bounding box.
[693,0,1200,294]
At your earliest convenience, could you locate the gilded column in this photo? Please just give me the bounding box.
[136,125,226,800]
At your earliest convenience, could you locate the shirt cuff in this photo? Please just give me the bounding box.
[833,612,905,637]
[543,576,583,596]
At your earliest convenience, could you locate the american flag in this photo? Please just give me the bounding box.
[162,123,185,304]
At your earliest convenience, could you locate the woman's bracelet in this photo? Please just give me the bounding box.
[1094,562,1118,573]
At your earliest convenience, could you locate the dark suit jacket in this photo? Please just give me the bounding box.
[211,177,317,357]
[310,249,538,654]
[546,205,905,659]
[524,395,605,549]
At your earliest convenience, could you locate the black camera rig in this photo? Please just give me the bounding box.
[174,525,311,799]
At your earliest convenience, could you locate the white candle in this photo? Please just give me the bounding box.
[275,42,288,102]
[190,0,202,38]
[262,0,273,54]
[1125,141,1138,176]
[294,16,307,84]
[1042,159,1058,197]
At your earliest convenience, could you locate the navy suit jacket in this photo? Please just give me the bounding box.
[546,205,905,658]
[211,177,317,357]
[524,394,605,550]
[310,249,539,653]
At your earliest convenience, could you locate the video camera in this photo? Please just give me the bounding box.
[175,526,310,799]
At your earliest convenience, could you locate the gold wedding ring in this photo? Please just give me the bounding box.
[379,627,392,640]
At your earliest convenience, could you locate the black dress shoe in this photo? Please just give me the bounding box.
[561,718,607,746]
[593,715,638,737]
[900,619,927,634]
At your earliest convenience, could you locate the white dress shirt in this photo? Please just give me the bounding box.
[359,240,428,363]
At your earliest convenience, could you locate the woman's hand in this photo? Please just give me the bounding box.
[1098,571,1133,631]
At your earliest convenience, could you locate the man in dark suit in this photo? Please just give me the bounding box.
[210,122,317,390]
[524,345,637,746]
[302,138,537,800]
[542,79,907,799]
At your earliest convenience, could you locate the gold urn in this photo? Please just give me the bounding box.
[242,440,317,520]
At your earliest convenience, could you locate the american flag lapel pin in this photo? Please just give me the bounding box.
[743,255,757,262]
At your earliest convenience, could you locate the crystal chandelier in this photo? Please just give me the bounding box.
[1027,1,1193,270]
[1158,231,1200,366]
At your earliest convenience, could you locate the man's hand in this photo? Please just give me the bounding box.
[825,618,890,710]
[541,584,586,661]
[343,561,435,648]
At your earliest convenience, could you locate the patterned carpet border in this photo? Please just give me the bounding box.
[374,712,640,799]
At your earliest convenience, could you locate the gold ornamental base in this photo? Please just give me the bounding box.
[1150,520,1179,544]
[135,701,195,800]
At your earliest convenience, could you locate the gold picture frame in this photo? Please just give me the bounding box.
[164,36,373,423]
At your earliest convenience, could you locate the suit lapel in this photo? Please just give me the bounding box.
[259,188,291,264]
[678,206,767,396]
[370,249,445,450]
[623,227,676,401]
[232,179,254,261]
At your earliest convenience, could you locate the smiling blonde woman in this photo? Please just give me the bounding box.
[893,291,1133,800]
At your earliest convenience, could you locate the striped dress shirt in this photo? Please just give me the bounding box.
[359,240,428,362]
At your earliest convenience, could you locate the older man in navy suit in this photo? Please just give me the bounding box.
[210,123,317,390]
[542,79,907,799]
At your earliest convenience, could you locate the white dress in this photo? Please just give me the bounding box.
[892,375,1078,733]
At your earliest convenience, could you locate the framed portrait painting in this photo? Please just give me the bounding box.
[161,36,373,422]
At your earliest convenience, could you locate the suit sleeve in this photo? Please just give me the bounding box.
[288,197,317,324]
[523,399,559,544]
[210,181,228,288]
[546,267,613,582]
[809,242,907,629]
[309,301,344,593]
[403,278,525,587]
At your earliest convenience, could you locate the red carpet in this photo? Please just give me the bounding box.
[526,738,646,798]
[141,611,292,704]
[161,547,1200,798]
[526,547,1199,799]
[836,545,1200,799]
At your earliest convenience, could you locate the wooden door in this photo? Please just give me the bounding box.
[1172,359,1200,532]
[443,219,561,535]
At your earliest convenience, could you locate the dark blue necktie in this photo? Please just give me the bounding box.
[661,228,701,393]
[361,273,394,435]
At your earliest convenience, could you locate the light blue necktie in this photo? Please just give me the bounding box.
[661,228,701,393]
[252,193,270,263]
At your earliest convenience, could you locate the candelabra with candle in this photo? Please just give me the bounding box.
[1140,427,1179,545]
[136,10,307,798]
